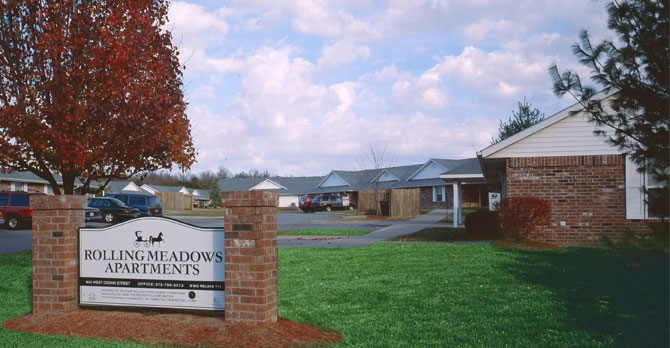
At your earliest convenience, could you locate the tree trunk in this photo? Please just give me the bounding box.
[61,171,77,195]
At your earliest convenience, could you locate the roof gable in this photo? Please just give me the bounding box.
[318,172,350,188]
[141,184,189,194]
[374,170,400,183]
[408,159,449,180]
[250,179,286,191]
[107,181,143,193]
[479,89,618,159]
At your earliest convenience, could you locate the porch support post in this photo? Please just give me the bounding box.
[452,181,462,227]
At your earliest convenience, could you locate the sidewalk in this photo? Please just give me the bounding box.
[278,209,449,248]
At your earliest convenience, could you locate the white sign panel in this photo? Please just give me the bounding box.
[79,217,225,311]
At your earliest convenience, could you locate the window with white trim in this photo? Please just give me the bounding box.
[10,182,25,191]
[647,170,668,218]
[625,158,668,219]
[432,186,445,202]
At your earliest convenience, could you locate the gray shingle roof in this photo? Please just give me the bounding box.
[212,158,484,195]
[441,158,483,176]
[0,171,98,188]
[217,176,323,196]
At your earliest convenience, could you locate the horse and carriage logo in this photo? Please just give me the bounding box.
[134,230,164,247]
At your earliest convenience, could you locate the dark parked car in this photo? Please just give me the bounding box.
[310,194,356,212]
[87,197,140,223]
[85,207,102,222]
[0,191,46,230]
[106,193,163,217]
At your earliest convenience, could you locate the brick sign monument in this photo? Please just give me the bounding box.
[30,191,278,325]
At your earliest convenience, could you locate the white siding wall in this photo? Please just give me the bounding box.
[252,181,283,190]
[279,195,298,208]
[412,162,447,180]
[490,111,620,158]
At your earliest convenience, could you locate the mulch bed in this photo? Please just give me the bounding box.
[3,310,342,348]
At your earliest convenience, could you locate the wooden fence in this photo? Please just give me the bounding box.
[156,192,193,211]
[358,188,420,219]
[358,190,389,216]
[390,188,420,219]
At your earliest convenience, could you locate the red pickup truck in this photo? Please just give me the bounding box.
[0,191,46,230]
[299,194,315,213]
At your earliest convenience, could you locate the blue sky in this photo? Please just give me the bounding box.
[166,0,611,177]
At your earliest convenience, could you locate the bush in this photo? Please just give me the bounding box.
[495,197,551,241]
[648,221,669,249]
[601,227,669,257]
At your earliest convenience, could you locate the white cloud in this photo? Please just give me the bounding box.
[169,2,229,48]
[317,40,370,70]
[434,46,554,102]
[168,2,231,74]
[172,0,612,176]
[463,19,526,43]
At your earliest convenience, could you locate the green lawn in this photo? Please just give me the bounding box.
[1,243,668,347]
[280,243,668,347]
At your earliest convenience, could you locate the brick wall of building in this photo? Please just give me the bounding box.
[505,155,648,247]
[419,187,451,209]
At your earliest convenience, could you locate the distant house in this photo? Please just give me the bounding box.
[0,171,94,195]
[140,184,190,196]
[319,158,488,213]
[477,91,662,247]
[139,184,193,211]
[189,188,211,208]
[104,181,196,211]
[218,176,323,208]
[105,181,145,194]
[218,158,489,219]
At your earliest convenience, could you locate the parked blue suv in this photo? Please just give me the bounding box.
[106,193,163,217]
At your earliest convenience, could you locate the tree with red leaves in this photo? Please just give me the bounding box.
[495,197,552,241]
[0,0,196,194]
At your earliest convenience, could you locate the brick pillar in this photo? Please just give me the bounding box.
[223,191,278,325]
[31,195,86,313]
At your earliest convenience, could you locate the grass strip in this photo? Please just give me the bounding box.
[164,209,225,217]
[387,227,467,242]
[278,228,370,236]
